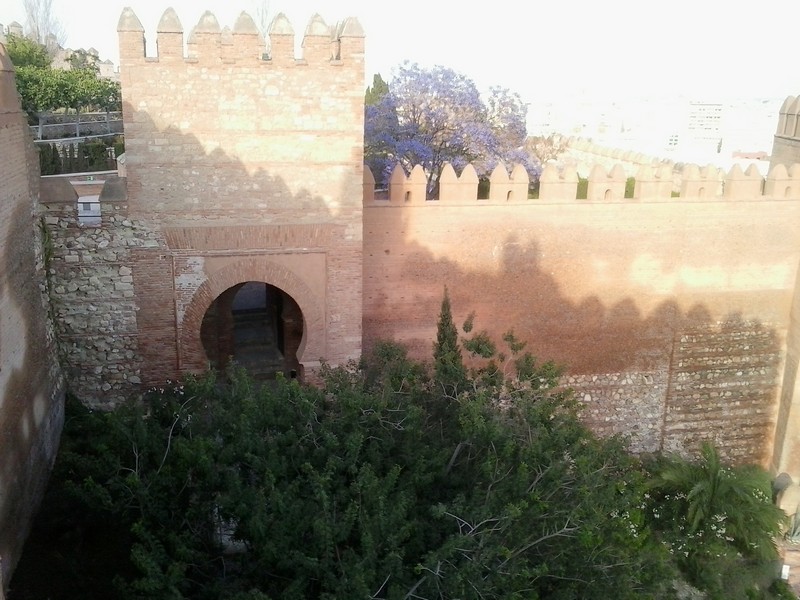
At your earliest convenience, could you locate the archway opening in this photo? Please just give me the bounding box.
[200,281,304,380]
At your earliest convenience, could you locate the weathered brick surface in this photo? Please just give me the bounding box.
[662,323,781,463]
[115,9,363,387]
[0,44,64,589]
[362,190,800,465]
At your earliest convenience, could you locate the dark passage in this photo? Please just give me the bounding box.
[201,282,303,380]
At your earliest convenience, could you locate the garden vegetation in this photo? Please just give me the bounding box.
[9,291,793,599]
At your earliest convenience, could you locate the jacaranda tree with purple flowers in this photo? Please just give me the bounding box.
[365,62,536,196]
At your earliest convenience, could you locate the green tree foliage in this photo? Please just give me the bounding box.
[14,326,679,598]
[5,33,50,68]
[365,72,389,106]
[433,286,466,392]
[625,176,635,198]
[576,176,588,199]
[646,443,788,598]
[64,142,75,171]
[12,295,792,599]
[38,142,62,175]
[13,65,62,115]
[13,65,121,117]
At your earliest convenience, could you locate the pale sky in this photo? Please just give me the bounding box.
[4,0,800,105]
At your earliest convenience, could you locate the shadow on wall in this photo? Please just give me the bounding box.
[121,97,360,222]
[0,199,63,585]
[363,200,783,465]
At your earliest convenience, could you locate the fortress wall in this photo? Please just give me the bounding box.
[35,8,367,403]
[363,162,800,463]
[118,8,364,219]
[0,45,64,589]
[39,177,151,406]
[563,137,676,180]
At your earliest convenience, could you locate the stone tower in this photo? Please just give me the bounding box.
[114,7,365,386]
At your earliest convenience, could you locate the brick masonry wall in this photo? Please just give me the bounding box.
[109,10,365,384]
[363,196,800,464]
[0,46,64,589]
[661,322,781,463]
[28,9,800,489]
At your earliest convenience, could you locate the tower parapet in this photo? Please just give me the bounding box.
[187,11,222,60]
[117,8,364,65]
[156,7,183,59]
[117,7,146,64]
[232,12,263,61]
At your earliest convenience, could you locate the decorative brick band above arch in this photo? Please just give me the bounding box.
[178,257,326,373]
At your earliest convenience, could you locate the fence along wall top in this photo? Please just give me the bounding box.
[116,7,364,64]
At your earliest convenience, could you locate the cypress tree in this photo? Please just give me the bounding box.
[75,142,88,173]
[52,144,63,174]
[65,144,75,173]
[38,144,50,175]
[433,286,466,392]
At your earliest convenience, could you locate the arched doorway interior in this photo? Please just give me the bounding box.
[200,281,303,380]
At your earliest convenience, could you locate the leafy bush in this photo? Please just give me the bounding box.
[11,294,793,599]
[645,443,788,599]
[13,350,676,596]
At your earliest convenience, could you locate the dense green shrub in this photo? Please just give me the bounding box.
[10,294,793,599]
[645,443,788,599]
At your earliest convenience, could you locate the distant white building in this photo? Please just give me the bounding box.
[528,95,783,172]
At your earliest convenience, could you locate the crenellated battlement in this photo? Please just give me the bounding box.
[364,161,800,205]
[566,137,670,167]
[117,6,366,216]
[117,7,364,65]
